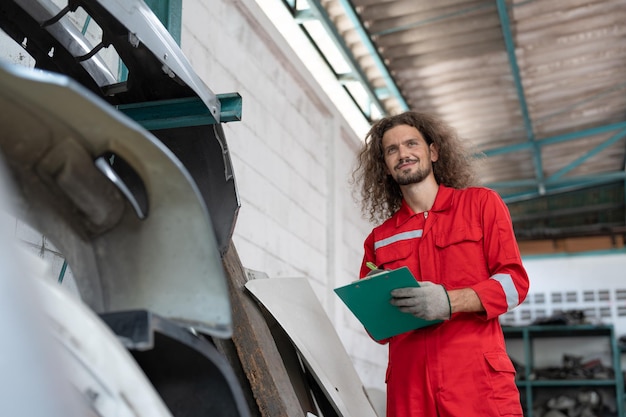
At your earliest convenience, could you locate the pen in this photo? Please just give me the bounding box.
[366,261,378,270]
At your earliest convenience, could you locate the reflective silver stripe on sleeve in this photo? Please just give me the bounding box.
[491,273,519,311]
[374,230,423,250]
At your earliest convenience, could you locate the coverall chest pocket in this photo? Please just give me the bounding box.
[434,226,487,287]
[375,241,414,272]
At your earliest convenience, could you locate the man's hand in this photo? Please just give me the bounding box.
[390,282,451,321]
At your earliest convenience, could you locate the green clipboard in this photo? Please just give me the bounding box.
[334,266,441,341]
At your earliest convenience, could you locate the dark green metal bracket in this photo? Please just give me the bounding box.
[117,93,242,130]
[144,0,182,44]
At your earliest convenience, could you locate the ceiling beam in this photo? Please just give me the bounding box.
[285,0,408,119]
[548,128,626,181]
[334,0,408,111]
[485,126,626,202]
[490,171,626,191]
[483,121,626,156]
[495,172,626,203]
[511,201,625,223]
[495,0,544,195]
[371,1,495,37]
[293,3,384,119]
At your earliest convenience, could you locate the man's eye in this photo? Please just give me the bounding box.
[386,148,396,154]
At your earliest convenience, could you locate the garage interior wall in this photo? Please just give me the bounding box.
[179,0,388,389]
[4,0,626,396]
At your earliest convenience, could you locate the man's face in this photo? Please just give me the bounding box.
[381,124,438,186]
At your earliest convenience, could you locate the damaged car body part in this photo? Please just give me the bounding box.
[0,1,368,416]
[0,0,242,255]
[0,0,248,415]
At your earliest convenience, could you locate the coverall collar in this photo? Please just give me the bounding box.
[395,184,454,228]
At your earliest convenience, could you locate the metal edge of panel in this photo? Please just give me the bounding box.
[244,275,381,417]
[0,60,233,337]
[92,0,222,121]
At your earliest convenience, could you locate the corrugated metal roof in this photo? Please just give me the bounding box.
[292,0,626,243]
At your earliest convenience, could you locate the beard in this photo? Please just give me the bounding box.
[394,164,432,185]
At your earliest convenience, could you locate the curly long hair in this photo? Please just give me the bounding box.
[352,111,481,224]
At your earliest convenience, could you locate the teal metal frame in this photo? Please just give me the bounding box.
[496,0,544,196]
[486,122,626,202]
[116,0,243,129]
[117,94,243,130]
[144,0,182,44]
[117,0,181,83]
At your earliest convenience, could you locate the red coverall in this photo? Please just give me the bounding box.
[360,185,529,417]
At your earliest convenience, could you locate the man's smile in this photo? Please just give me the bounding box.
[395,158,418,170]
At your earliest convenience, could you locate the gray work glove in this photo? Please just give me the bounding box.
[390,282,451,321]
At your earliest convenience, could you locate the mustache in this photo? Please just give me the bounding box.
[395,158,419,170]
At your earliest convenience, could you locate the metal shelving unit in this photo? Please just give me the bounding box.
[503,324,624,417]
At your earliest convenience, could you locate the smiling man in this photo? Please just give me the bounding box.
[351,111,529,417]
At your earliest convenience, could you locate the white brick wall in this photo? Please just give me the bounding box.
[180,0,388,390]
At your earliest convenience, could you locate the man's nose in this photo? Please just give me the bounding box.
[398,144,411,159]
